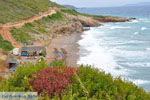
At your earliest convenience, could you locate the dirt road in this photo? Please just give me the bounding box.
[0,8,56,47]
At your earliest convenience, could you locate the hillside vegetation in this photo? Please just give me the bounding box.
[0,0,129,46]
[0,35,13,51]
[10,11,83,43]
[0,61,149,100]
[0,0,61,24]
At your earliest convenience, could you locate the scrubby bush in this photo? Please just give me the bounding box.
[38,28,47,33]
[24,23,34,28]
[64,66,150,100]
[50,61,67,68]
[0,61,48,91]
[0,62,149,100]
[10,28,32,43]
[61,9,80,16]
[0,35,13,51]
[43,12,63,21]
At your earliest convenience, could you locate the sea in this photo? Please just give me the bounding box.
[77,6,150,92]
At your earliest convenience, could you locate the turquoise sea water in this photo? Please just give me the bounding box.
[77,6,150,92]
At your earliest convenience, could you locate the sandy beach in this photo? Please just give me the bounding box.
[46,32,82,67]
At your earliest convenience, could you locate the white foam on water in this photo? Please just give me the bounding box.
[111,40,144,46]
[144,21,150,22]
[77,28,130,77]
[107,47,148,58]
[120,62,150,68]
[109,26,131,30]
[130,20,139,23]
[134,32,139,35]
[146,48,150,51]
[127,40,144,44]
[141,27,148,30]
[99,40,144,48]
[139,18,150,22]
[127,79,150,85]
[142,20,150,22]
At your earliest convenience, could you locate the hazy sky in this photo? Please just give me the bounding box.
[51,0,150,7]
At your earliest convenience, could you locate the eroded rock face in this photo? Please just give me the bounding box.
[53,22,83,35]
[65,14,101,27]
[77,16,100,27]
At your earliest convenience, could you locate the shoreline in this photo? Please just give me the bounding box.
[45,13,133,66]
[46,17,133,67]
[46,32,82,67]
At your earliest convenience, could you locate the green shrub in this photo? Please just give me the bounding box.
[38,28,47,33]
[24,23,34,28]
[64,66,150,100]
[61,9,80,16]
[34,20,41,25]
[11,28,32,43]
[43,12,63,21]
[0,35,13,51]
[0,62,149,99]
[0,61,48,91]
[50,61,67,68]
[51,12,63,20]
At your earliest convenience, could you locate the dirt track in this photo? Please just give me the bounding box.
[0,8,56,47]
